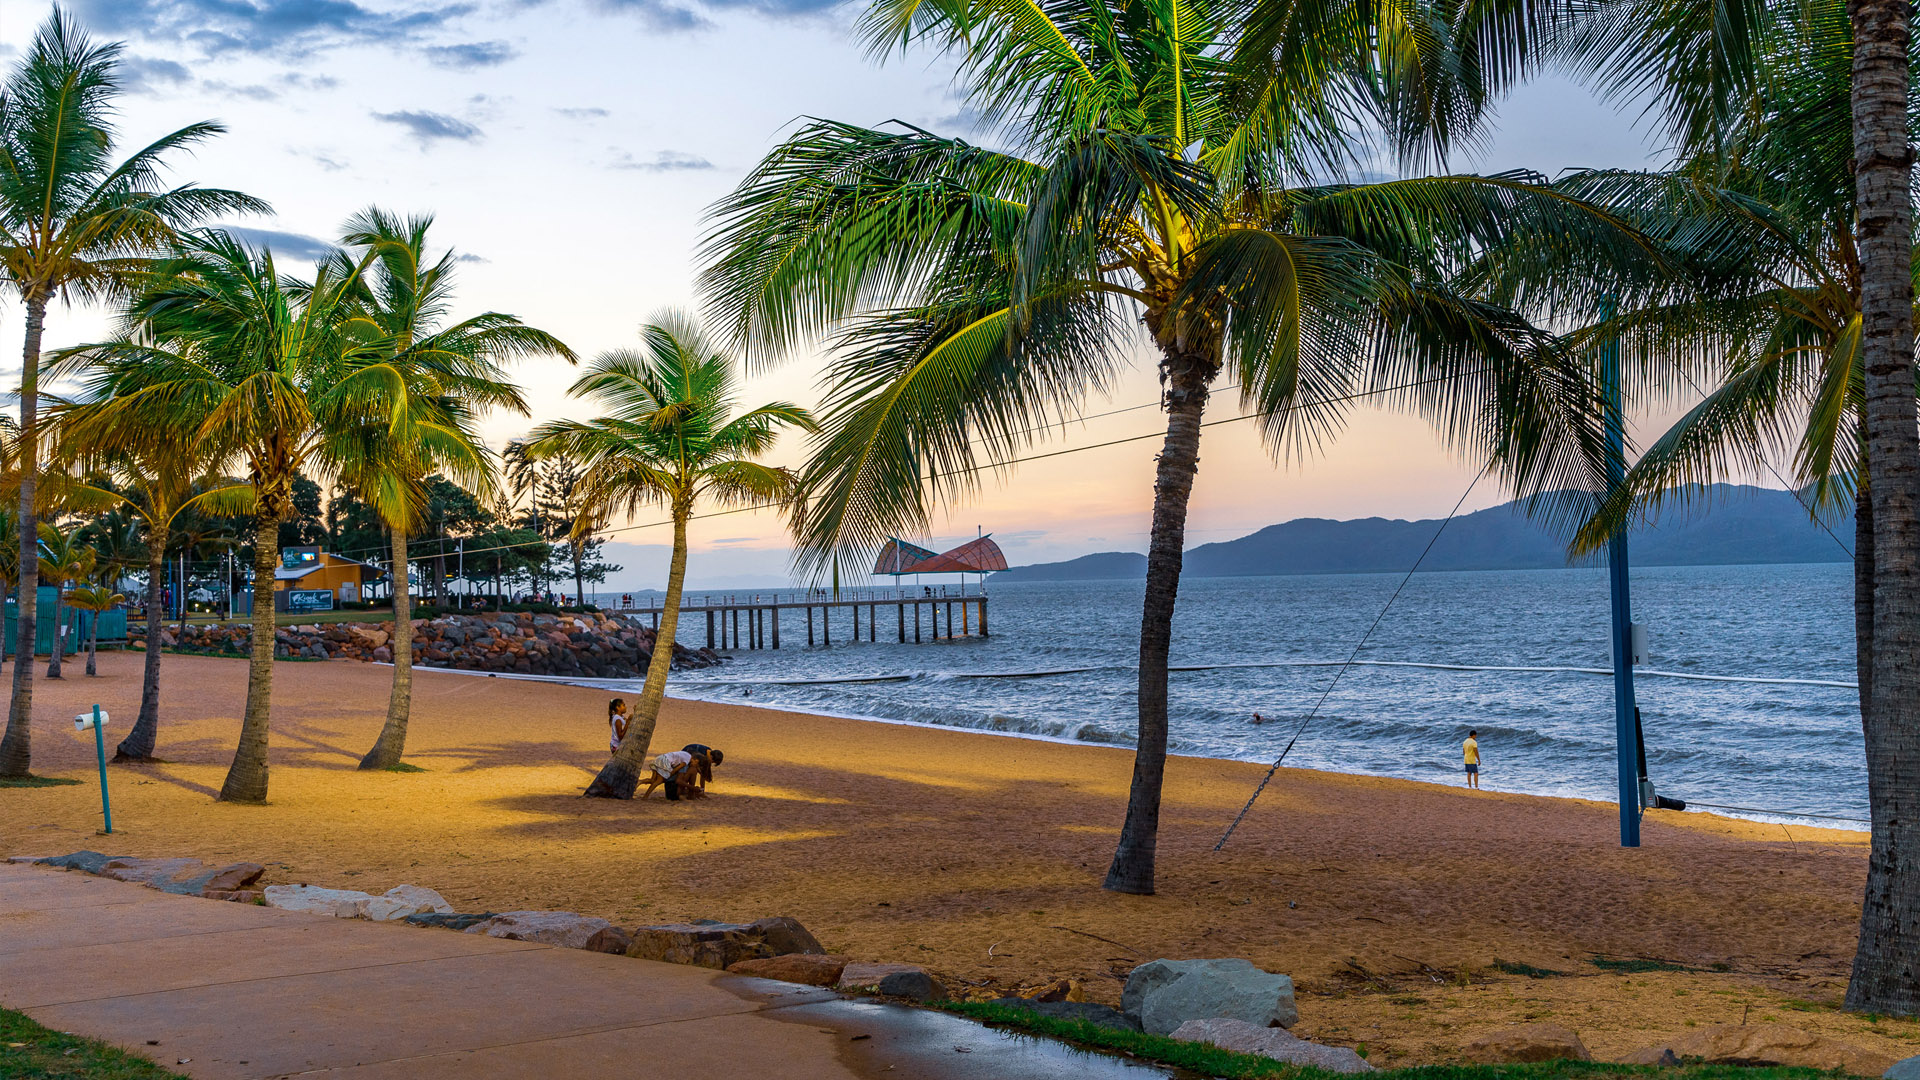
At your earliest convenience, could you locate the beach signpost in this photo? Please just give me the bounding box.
[73,706,111,834]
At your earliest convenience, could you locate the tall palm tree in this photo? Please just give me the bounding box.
[0,9,263,778]
[51,400,248,759]
[1525,0,1920,1010]
[518,313,814,798]
[325,207,570,771]
[61,229,370,802]
[702,0,1626,892]
[36,521,94,679]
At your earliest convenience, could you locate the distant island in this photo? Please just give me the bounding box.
[994,483,1852,581]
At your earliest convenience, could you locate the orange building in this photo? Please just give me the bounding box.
[272,547,375,612]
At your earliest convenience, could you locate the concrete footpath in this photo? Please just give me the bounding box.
[0,864,1179,1079]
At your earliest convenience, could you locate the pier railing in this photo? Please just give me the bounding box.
[615,584,988,650]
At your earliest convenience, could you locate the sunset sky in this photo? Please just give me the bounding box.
[1,0,1701,588]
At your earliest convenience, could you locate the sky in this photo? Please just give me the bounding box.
[0,0,1700,589]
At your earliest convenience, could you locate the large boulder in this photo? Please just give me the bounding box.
[989,998,1140,1032]
[1623,1024,1894,1076]
[264,884,453,922]
[627,923,772,969]
[726,954,849,986]
[1170,1018,1373,1073]
[466,911,631,953]
[1887,1057,1920,1080]
[1123,958,1297,1036]
[264,885,379,918]
[837,962,945,1001]
[364,885,454,921]
[1464,1024,1592,1064]
[747,916,826,956]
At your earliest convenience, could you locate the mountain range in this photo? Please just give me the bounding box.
[993,484,1853,581]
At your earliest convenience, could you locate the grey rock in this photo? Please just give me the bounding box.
[1123,958,1297,1036]
[467,911,630,953]
[627,922,773,969]
[264,884,378,918]
[1171,1018,1372,1073]
[364,885,455,921]
[405,912,498,931]
[1886,1056,1920,1080]
[989,997,1140,1032]
[837,961,944,1001]
[749,916,826,956]
[36,851,122,874]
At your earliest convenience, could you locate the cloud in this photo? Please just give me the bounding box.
[289,147,350,171]
[593,0,707,31]
[454,252,489,264]
[73,0,477,57]
[119,54,193,94]
[609,149,713,172]
[202,80,280,100]
[424,40,517,68]
[222,226,336,262]
[373,109,483,144]
[555,106,610,120]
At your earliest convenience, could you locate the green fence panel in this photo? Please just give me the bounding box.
[3,587,129,656]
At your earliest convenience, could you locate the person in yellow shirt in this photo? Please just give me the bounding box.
[1463,730,1481,789]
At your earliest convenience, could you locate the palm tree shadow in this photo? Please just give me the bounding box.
[420,741,604,774]
[142,766,220,799]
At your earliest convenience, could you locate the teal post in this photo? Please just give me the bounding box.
[1601,300,1641,847]
[89,704,111,833]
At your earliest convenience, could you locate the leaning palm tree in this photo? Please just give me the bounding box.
[518,313,815,798]
[36,521,94,679]
[1525,0,1920,1010]
[51,401,249,759]
[65,584,124,676]
[324,208,571,772]
[0,9,263,778]
[59,229,370,802]
[703,0,1627,892]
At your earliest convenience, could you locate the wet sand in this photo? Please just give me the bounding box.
[2,651,1906,1065]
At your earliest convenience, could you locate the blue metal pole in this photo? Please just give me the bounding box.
[1601,300,1640,847]
[91,704,111,834]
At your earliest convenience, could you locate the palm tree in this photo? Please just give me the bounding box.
[0,9,264,778]
[60,229,371,802]
[65,584,124,677]
[702,0,1626,892]
[36,522,94,679]
[518,313,814,798]
[51,399,249,759]
[325,208,571,772]
[1520,0,1920,1011]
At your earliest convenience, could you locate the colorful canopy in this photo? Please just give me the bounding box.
[872,538,938,575]
[874,535,1008,576]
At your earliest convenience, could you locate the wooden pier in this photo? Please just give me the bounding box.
[623,585,988,650]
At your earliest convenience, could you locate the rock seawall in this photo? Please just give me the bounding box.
[132,611,722,677]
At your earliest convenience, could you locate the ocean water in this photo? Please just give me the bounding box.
[611,564,1867,825]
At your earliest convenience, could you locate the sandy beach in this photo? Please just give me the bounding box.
[2,651,1907,1066]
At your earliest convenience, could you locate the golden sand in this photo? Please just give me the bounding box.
[3,651,1909,1065]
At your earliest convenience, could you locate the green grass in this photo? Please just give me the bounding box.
[936,1002,1853,1080]
[0,776,82,789]
[0,1007,180,1079]
[1589,956,1693,974]
[384,762,427,773]
[1495,960,1566,979]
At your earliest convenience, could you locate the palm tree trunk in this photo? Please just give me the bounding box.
[358,528,413,770]
[1846,0,1920,1014]
[45,589,63,679]
[115,543,168,761]
[0,292,45,778]
[1105,351,1213,895]
[218,515,279,803]
[585,501,689,798]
